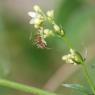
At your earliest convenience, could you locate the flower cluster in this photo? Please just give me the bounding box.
[28,5,64,48]
[62,49,84,65]
[28,5,44,29]
[28,5,85,64]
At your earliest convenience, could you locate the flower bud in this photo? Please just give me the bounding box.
[60,29,64,36]
[34,18,42,25]
[43,29,53,38]
[53,24,60,32]
[44,29,50,35]
[46,10,54,18]
[33,5,41,12]
[62,49,85,65]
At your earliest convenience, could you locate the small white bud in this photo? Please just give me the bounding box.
[29,19,35,24]
[62,55,68,60]
[43,29,53,38]
[44,29,50,35]
[62,48,84,65]
[46,10,54,18]
[67,59,74,64]
[34,25,40,29]
[60,29,64,36]
[34,18,42,25]
[28,12,37,18]
[33,5,41,12]
[53,24,60,32]
[49,30,54,36]
[70,49,75,54]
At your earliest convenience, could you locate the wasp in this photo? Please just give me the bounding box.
[33,31,47,49]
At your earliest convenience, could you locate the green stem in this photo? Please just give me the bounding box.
[82,63,95,95]
[63,36,73,49]
[61,33,95,94]
[0,79,57,95]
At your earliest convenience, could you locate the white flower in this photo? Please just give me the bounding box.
[46,10,54,18]
[28,12,38,18]
[62,49,84,65]
[62,49,79,65]
[53,24,60,32]
[33,5,41,12]
[70,48,75,55]
[62,54,74,64]
[28,12,38,24]
[43,29,53,38]
[28,11,44,28]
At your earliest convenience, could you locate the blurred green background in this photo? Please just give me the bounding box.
[0,0,95,95]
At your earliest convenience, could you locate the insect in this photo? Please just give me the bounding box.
[33,32,47,49]
[30,28,51,49]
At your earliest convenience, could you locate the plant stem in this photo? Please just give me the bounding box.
[63,36,73,49]
[82,63,95,95]
[0,79,57,95]
[61,35,95,94]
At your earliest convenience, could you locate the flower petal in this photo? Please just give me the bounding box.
[28,12,37,18]
[29,19,35,24]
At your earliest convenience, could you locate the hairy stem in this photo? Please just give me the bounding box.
[0,79,57,95]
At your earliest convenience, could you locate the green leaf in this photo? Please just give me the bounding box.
[62,83,91,94]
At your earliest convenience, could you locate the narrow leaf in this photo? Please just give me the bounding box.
[62,83,91,94]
